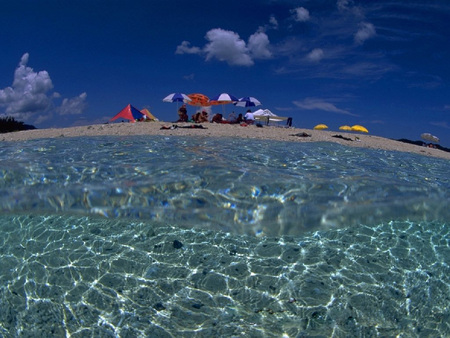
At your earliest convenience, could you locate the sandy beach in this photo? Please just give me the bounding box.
[2,121,449,160]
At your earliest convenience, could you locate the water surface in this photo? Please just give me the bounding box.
[0,136,448,336]
[1,136,448,236]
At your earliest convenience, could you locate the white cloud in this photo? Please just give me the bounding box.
[336,0,363,17]
[355,22,376,44]
[292,7,310,22]
[248,32,272,59]
[337,0,350,12]
[0,53,54,115]
[175,41,201,55]
[0,53,88,125]
[177,28,272,67]
[257,15,279,34]
[183,73,195,81]
[430,121,449,129]
[269,15,279,29]
[34,112,53,125]
[307,48,324,62]
[57,92,87,115]
[293,98,358,116]
[204,28,253,66]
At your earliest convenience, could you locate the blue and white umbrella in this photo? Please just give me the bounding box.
[210,93,238,103]
[210,93,238,115]
[163,93,192,103]
[234,96,262,107]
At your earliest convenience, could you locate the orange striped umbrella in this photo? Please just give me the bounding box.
[187,93,212,106]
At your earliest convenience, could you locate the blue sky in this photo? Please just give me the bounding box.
[1,0,449,146]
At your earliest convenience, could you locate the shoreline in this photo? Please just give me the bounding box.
[2,121,449,160]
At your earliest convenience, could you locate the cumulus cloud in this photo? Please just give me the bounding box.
[248,32,272,59]
[337,0,350,12]
[292,7,310,22]
[175,41,201,55]
[57,92,87,116]
[0,53,53,116]
[355,22,376,44]
[0,53,88,125]
[256,15,279,34]
[337,0,363,17]
[293,98,358,116]
[176,28,272,66]
[307,48,324,62]
[203,28,253,66]
[269,15,279,29]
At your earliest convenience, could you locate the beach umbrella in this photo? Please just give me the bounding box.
[210,93,238,104]
[210,93,239,115]
[187,93,210,106]
[351,125,369,133]
[234,96,262,107]
[339,125,352,131]
[163,93,191,103]
[314,124,328,130]
[421,133,439,143]
[163,93,191,114]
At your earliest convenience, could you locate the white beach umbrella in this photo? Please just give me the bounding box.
[421,133,439,143]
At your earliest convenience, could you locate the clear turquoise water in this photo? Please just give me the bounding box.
[0,136,448,336]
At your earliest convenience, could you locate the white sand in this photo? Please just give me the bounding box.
[2,121,449,160]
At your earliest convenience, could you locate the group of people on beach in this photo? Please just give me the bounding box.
[177,104,255,124]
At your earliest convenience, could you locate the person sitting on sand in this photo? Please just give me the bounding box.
[192,112,201,123]
[236,113,244,123]
[211,113,223,123]
[244,109,255,124]
[228,111,237,123]
[198,110,209,123]
[177,104,188,122]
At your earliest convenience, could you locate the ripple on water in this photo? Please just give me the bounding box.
[0,136,448,236]
[0,136,448,336]
[0,214,448,336]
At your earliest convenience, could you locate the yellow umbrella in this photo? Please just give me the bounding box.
[351,125,369,133]
[339,125,352,131]
[314,124,328,130]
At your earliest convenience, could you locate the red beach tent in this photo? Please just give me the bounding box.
[110,104,144,123]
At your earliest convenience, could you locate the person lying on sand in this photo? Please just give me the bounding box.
[291,132,311,137]
[332,134,353,141]
[160,124,207,130]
